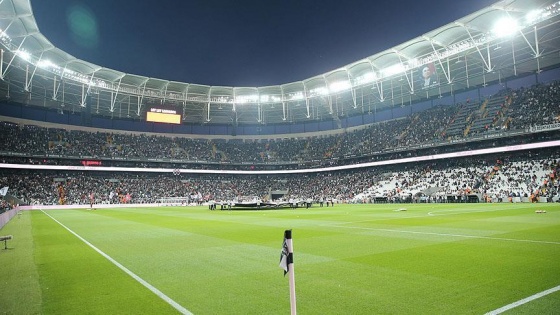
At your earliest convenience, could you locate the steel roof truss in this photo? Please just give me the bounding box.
[109,77,122,112]
[302,81,310,118]
[136,80,148,116]
[2,34,25,78]
[462,26,493,72]
[425,39,452,84]
[393,51,414,93]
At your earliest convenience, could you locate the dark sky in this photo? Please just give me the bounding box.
[31,0,497,87]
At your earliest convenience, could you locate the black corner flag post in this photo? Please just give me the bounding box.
[280,229,297,314]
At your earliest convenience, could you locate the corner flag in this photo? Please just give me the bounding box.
[279,229,297,314]
[279,231,290,275]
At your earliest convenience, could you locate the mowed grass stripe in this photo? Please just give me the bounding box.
[18,204,560,314]
[32,210,182,314]
[43,209,303,314]
[0,211,42,314]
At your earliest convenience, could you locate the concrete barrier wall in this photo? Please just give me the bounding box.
[0,209,17,230]
[17,203,189,211]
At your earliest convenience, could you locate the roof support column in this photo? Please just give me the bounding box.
[280,86,287,121]
[0,49,4,80]
[534,26,541,73]
[321,75,333,114]
[25,51,46,92]
[136,79,148,116]
[257,88,262,123]
[181,84,189,120]
[80,72,96,106]
[427,41,452,83]
[302,82,310,118]
[345,69,357,108]
[393,51,414,92]
[460,25,492,72]
[206,87,212,122]
[52,75,61,100]
[161,82,170,104]
[109,77,122,112]
[486,43,493,73]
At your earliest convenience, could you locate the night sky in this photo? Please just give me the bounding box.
[31,0,497,87]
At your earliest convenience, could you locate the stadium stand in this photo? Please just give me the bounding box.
[0,0,559,210]
[0,82,559,166]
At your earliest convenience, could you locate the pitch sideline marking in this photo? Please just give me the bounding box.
[41,210,193,315]
[485,285,560,314]
[338,206,520,225]
[336,225,560,245]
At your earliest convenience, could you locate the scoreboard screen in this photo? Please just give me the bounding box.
[146,108,181,124]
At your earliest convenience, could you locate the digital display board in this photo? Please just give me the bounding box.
[146,108,181,124]
[81,160,102,166]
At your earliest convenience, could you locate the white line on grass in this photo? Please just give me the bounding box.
[338,205,545,225]
[40,210,193,315]
[336,225,560,245]
[427,205,532,216]
[485,285,560,314]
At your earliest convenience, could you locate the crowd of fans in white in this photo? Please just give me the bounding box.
[1,149,558,206]
[0,81,559,207]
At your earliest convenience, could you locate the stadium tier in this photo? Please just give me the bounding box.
[0,0,558,206]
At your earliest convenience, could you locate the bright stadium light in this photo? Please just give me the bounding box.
[526,9,544,24]
[407,58,419,68]
[260,95,269,102]
[329,80,351,93]
[16,50,31,61]
[492,17,519,38]
[290,92,304,100]
[37,59,55,69]
[382,64,406,77]
[235,94,258,104]
[355,72,377,85]
[310,87,329,96]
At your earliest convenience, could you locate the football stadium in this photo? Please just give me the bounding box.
[1,0,560,314]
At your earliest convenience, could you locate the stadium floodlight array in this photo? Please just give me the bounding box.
[1,1,559,99]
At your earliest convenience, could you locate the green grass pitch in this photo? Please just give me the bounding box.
[1,203,559,314]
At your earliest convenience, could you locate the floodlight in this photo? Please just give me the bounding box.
[492,17,519,38]
[270,96,282,102]
[310,87,329,96]
[407,58,419,68]
[329,81,351,93]
[525,9,543,24]
[260,95,269,102]
[16,50,30,61]
[290,92,304,100]
[382,64,406,77]
[355,72,376,85]
[37,59,54,69]
[235,95,258,104]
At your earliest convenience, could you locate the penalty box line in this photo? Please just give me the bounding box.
[485,285,560,314]
[40,210,193,315]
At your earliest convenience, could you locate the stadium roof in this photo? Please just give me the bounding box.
[0,0,559,124]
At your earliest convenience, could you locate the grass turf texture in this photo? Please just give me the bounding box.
[1,203,559,314]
